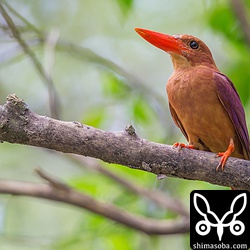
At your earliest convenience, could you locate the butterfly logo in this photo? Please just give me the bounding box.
[193,193,246,241]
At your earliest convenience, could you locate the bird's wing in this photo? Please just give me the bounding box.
[169,103,189,141]
[214,72,250,159]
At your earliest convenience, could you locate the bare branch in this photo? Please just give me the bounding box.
[0,94,250,190]
[0,178,189,235]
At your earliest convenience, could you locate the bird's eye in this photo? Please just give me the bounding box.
[189,41,199,49]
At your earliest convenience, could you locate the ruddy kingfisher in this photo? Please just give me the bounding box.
[135,28,250,171]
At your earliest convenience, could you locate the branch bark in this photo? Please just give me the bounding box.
[0,94,250,190]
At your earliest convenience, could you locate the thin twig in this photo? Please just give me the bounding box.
[0,3,60,119]
[68,155,189,217]
[34,168,70,190]
[3,1,43,35]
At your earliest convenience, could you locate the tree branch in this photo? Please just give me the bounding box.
[0,171,189,235]
[0,94,250,190]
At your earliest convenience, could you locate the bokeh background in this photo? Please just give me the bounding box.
[0,0,250,249]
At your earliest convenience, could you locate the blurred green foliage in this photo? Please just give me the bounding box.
[117,0,133,16]
[0,0,250,249]
[207,1,250,104]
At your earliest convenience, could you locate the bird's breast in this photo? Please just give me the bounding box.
[167,68,216,108]
[166,67,242,156]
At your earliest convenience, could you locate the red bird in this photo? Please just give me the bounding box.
[135,28,250,170]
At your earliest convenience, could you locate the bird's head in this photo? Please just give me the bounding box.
[135,28,217,70]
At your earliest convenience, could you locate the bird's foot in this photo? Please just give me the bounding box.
[172,142,195,151]
[216,138,235,171]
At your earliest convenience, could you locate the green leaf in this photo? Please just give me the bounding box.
[116,0,133,16]
[81,107,106,128]
[132,96,154,123]
[102,72,130,98]
[208,5,245,45]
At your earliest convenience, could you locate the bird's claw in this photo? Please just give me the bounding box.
[215,138,234,172]
[216,152,227,171]
[172,142,195,151]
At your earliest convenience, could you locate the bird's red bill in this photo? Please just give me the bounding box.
[134,28,187,55]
